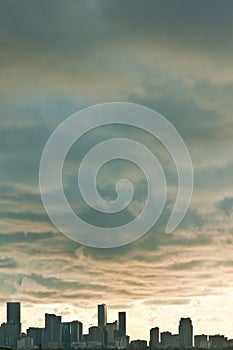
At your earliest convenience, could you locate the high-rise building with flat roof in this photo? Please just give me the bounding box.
[7,302,20,325]
[44,313,62,349]
[98,304,107,328]
[6,302,21,347]
[178,318,193,348]
[71,321,83,343]
[149,327,159,348]
[119,312,126,337]
[62,322,71,350]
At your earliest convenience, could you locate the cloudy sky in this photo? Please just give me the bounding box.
[1,0,233,341]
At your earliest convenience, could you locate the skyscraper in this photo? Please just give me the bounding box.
[6,302,21,347]
[98,304,107,328]
[44,313,62,349]
[70,321,83,343]
[149,327,159,348]
[7,302,21,325]
[62,322,71,350]
[178,318,193,348]
[118,312,126,337]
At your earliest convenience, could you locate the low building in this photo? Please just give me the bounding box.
[130,339,148,350]
[27,327,44,348]
[161,332,172,349]
[209,335,228,348]
[194,334,208,348]
[71,340,102,349]
[17,336,34,350]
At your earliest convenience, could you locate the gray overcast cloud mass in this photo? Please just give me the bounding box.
[0,0,233,340]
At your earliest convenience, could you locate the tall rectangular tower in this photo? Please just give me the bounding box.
[178,318,193,348]
[44,313,62,349]
[7,302,20,325]
[118,312,126,336]
[98,304,107,328]
[71,321,83,343]
[62,322,71,350]
[6,302,21,343]
[150,327,159,348]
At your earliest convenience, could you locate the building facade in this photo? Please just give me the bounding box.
[71,320,83,343]
[149,327,159,348]
[194,334,208,348]
[119,312,126,337]
[98,304,107,328]
[44,313,62,349]
[179,318,193,348]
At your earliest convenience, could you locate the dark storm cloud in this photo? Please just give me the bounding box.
[0,231,80,258]
[216,197,233,217]
[142,298,190,306]
[194,163,233,196]
[166,260,204,271]
[0,232,54,245]
[129,82,233,146]
[0,185,38,202]
[24,273,106,292]
[0,211,49,223]
[0,125,49,153]
[27,291,55,299]
[0,257,17,269]
[0,125,50,188]
[108,304,134,310]
[102,0,233,51]
[1,0,232,57]
[0,1,96,53]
